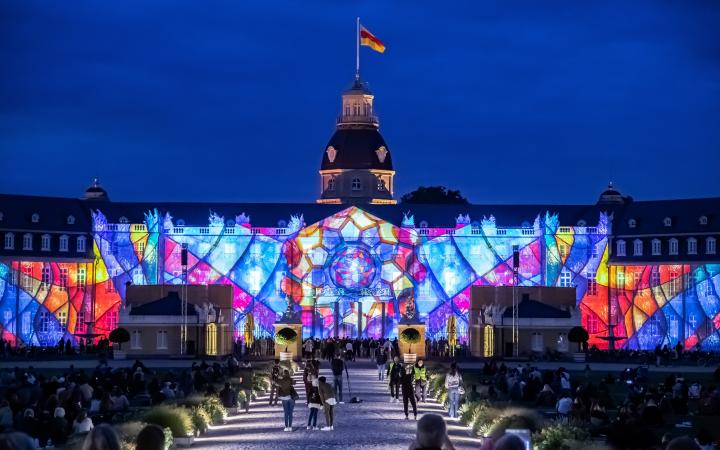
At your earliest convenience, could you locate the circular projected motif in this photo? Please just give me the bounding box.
[329,246,376,291]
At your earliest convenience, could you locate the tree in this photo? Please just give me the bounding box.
[400,186,469,204]
[568,326,589,352]
[109,327,130,350]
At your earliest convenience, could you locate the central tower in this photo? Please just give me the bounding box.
[317,78,396,205]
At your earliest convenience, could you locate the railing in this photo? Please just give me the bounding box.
[336,114,379,126]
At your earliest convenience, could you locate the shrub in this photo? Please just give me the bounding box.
[568,326,589,351]
[109,328,130,350]
[471,404,499,436]
[191,407,211,434]
[478,408,542,440]
[143,405,194,438]
[253,373,270,392]
[533,420,590,450]
[201,397,227,424]
[114,421,146,450]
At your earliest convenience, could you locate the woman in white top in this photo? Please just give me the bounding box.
[73,410,94,434]
[444,362,463,418]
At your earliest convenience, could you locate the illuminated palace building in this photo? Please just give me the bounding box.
[1,77,719,352]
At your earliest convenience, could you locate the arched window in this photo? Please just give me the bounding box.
[277,220,287,228]
[577,220,586,227]
[633,239,643,256]
[327,177,336,191]
[31,213,39,223]
[67,215,75,225]
[531,332,543,352]
[23,233,32,251]
[176,219,185,226]
[699,216,708,225]
[351,178,361,191]
[708,237,717,255]
[41,234,51,251]
[687,238,697,255]
[77,236,87,252]
[628,219,636,228]
[119,216,129,224]
[419,220,429,228]
[616,239,626,256]
[652,239,661,256]
[669,238,679,255]
[663,217,672,227]
[4,232,14,250]
[59,235,69,252]
[206,323,217,356]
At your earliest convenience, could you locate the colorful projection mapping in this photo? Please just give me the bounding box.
[1,206,718,350]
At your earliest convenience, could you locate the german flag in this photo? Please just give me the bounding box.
[360,25,385,53]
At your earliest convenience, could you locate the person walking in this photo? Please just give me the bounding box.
[387,356,403,403]
[268,359,281,406]
[307,377,322,430]
[445,362,463,418]
[414,358,428,403]
[376,349,388,381]
[401,365,418,420]
[318,376,336,431]
[238,360,254,413]
[276,370,297,431]
[331,353,346,404]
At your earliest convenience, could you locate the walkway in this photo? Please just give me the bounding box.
[193,361,481,450]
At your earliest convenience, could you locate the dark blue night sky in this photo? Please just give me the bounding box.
[1,1,719,204]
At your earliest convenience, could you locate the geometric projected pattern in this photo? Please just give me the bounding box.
[0,206,719,350]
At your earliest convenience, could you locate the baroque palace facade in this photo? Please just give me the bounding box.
[0,77,719,351]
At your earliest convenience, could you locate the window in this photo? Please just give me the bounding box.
[31,213,39,223]
[67,215,75,225]
[59,235,69,252]
[587,314,599,334]
[119,216,129,224]
[669,270,680,296]
[22,312,31,334]
[616,240,626,256]
[77,267,86,288]
[106,269,118,293]
[652,239,661,256]
[377,178,386,191]
[41,266,51,290]
[591,243,599,258]
[58,267,68,291]
[105,310,118,331]
[40,234,50,251]
[688,238,697,255]
[351,178,361,191]
[131,330,142,349]
[77,236,86,252]
[648,316,660,337]
[531,332,543,352]
[699,216,708,225]
[57,310,67,328]
[617,271,625,288]
[559,270,572,287]
[206,323,217,355]
[132,268,144,285]
[39,312,50,333]
[628,219,636,228]
[4,233,14,250]
[651,270,660,287]
[633,271,641,288]
[77,309,87,333]
[586,271,597,295]
[669,238,679,255]
[557,333,569,352]
[633,239,643,256]
[327,177,335,191]
[663,217,672,227]
[156,330,168,350]
[708,237,717,255]
[21,264,33,290]
[559,244,568,258]
[707,274,715,297]
[23,234,32,251]
[669,317,679,338]
[137,241,145,254]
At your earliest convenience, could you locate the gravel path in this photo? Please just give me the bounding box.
[193,361,481,450]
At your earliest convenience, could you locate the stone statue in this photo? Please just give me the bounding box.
[404,292,416,320]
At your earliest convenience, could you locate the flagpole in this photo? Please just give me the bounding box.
[356,17,360,80]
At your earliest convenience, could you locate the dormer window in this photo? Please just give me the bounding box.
[31,213,39,223]
[663,217,672,227]
[119,216,129,224]
[633,239,643,256]
[577,220,586,227]
[669,238,679,255]
[176,219,185,226]
[687,237,697,255]
[351,178,361,191]
[699,216,708,225]
[67,215,75,225]
[616,240,626,256]
[278,220,287,228]
[41,234,51,251]
[419,220,429,228]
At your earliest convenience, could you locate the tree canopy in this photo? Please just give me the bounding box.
[400,186,469,204]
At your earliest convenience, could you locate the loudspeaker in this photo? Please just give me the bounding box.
[181,248,188,266]
[512,245,519,269]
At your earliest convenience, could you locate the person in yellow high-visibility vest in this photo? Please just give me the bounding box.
[413,359,428,403]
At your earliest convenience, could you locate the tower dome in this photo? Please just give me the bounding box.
[317,78,396,205]
[83,177,110,201]
[597,182,625,205]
